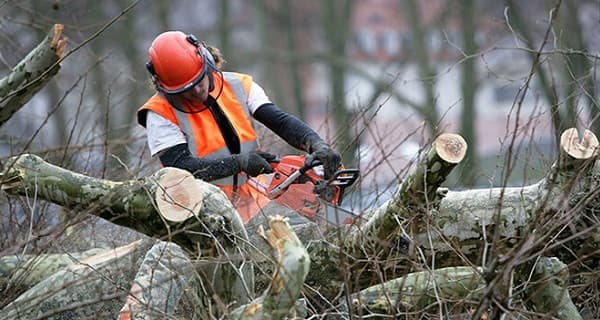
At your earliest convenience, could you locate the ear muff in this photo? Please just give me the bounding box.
[145,61,159,83]
[203,46,216,92]
[190,36,218,92]
[185,34,217,72]
[203,47,217,71]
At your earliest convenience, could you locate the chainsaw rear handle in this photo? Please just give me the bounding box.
[300,154,359,188]
[301,154,323,172]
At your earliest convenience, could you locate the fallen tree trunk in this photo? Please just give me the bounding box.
[0,129,597,318]
[4,130,595,272]
[0,247,108,298]
[0,239,155,319]
[341,256,582,319]
[0,217,310,320]
[410,128,600,267]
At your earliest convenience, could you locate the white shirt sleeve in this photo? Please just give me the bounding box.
[247,81,272,114]
[145,111,187,156]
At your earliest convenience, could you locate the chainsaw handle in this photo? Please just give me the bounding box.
[302,154,322,172]
[267,158,281,170]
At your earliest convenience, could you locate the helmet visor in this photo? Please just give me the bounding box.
[159,68,207,95]
[164,93,208,113]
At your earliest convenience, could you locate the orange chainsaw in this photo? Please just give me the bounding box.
[247,154,360,221]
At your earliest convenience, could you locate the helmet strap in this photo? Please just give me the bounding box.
[210,70,225,100]
[208,72,215,92]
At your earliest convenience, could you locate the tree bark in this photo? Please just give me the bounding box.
[347,133,467,255]
[2,129,597,276]
[0,239,155,320]
[0,247,107,298]
[231,215,310,319]
[0,24,66,126]
[0,128,596,319]
[526,257,583,320]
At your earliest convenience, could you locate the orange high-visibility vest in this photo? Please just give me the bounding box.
[138,72,269,223]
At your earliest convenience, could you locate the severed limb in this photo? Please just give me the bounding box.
[408,128,599,266]
[230,215,310,320]
[0,154,248,258]
[0,24,67,126]
[344,266,484,316]
[0,247,107,299]
[346,133,467,256]
[1,156,255,309]
[324,133,467,296]
[0,239,154,319]
[524,257,582,320]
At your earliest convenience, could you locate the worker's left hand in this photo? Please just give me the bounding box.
[311,141,342,179]
[235,151,276,177]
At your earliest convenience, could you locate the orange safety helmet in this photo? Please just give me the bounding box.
[146,31,215,94]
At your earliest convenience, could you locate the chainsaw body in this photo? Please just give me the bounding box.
[248,154,359,220]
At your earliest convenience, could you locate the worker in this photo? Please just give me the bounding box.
[137,30,341,223]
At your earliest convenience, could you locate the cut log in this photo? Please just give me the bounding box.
[154,167,204,223]
[0,154,244,253]
[346,133,467,254]
[346,266,484,315]
[560,128,599,160]
[0,239,154,320]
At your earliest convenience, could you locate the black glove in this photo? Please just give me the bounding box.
[234,151,277,177]
[310,140,342,179]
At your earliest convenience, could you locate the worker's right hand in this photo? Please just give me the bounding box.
[310,141,342,179]
[235,151,276,176]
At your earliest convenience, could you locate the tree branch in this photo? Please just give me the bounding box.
[0,24,66,126]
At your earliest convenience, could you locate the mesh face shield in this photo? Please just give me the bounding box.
[164,94,208,113]
[163,71,224,114]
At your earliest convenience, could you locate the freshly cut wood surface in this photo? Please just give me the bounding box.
[155,167,204,222]
[560,127,599,159]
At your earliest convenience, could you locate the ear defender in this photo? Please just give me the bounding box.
[185,34,217,71]
[145,61,156,77]
[145,60,161,86]
[192,37,218,92]
[185,34,217,91]
[200,42,217,71]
